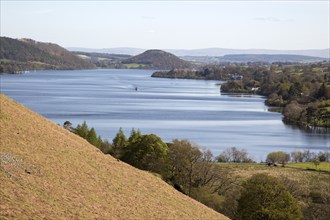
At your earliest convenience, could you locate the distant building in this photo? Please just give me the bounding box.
[63,121,74,132]
[230,73,243,80]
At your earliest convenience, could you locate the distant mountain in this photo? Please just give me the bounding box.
[221,54,326,63]
[122,49,192,70]
[182,54,327,63]
[0,37,95,73]
[68,47,330,59]
[169,48,330,59]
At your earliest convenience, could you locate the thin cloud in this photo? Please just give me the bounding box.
[286,18,296,22]
[141,16,155,20]
[29,9,53,15]
[145,30,156,33]
[255,17,281,22]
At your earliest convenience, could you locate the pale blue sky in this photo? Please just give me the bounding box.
[1,1,329,50]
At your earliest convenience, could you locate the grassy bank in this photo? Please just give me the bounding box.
[286,162,330,172]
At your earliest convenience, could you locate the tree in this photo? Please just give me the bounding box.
[112,128,128,159]
[168,139,205,196]
[99,139,112,154]
[121,134,169,175]
[75,121,89,139]
[316,83,330,99]
[266,151,290,166]
[283,101,304,124]
[216,147,253,163]
[266,93,285,107]
[237,173,302,220]
[86,128,101,147]
[302,150,315,162]
[317,151,329,162]
[289,82,302,98]
[73,121,104,149]
[313,158,320,169]
[290,151,304,163]
[128,128,141,144]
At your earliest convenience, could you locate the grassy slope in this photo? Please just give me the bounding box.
[0,94,228,220]
[216,163,330,184]
[286,162,330,172]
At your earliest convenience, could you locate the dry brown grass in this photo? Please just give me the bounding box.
[0,94,228,220]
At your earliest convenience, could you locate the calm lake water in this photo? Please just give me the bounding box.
[1,69,329,161]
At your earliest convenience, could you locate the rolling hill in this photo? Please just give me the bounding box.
[217,54,325,63]
[0,94,228,219]
[122,49,192,70]
[68,47,330,59]
[0,37,95,73]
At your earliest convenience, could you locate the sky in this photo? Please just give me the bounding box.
[0,0,329,50]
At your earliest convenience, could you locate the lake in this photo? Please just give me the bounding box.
[1,69,329,161]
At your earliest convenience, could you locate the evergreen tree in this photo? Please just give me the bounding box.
[97,135,103,148]
[75,121,89,139]
[86,128,100,147]
[316,83,330,99]
[128,128,141,144]
[112,128,128,159]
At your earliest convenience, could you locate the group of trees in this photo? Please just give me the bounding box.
[222,62,330,128]
[105,127,327,220]
[112,128,169,175]
[111,130,306,220]
[266,150,329,167]
[65,122,329,219]
[65,121,107,149]
[290,150,329,163]
[111,129,219,197]
[215,147,254,163]
[214,148,329,167]
[152,61,330,128]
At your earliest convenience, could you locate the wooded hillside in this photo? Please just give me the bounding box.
[0,37,95,73]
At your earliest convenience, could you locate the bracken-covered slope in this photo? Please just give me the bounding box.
[122,49,192,70]
[0,94,228,220]
[0,37,95,73]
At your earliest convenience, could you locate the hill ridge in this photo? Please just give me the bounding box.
[122,49,192,69]
[0,94,228,219]
[67,47,330,58]
[0,37,95,73]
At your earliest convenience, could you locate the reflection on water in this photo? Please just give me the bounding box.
[1,69,329,160]
[267,107,283,113]
[221,93,258,98]
[284,122,330,135]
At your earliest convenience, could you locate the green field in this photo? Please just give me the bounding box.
[287,162,330,172]
[216,163,259,167]
[122,63,146,68]
[217,162,330,172]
